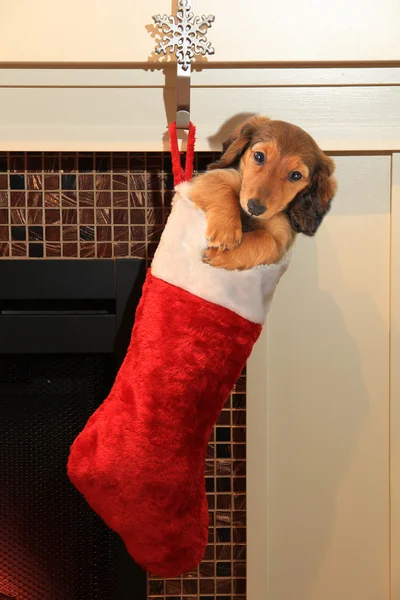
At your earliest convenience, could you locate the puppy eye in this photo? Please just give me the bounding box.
[254,152,266,165]
[288,171,303,181]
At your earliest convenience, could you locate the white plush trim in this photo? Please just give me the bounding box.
[151,182,291,325]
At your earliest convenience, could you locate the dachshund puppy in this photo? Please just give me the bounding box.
[190,115,337,270]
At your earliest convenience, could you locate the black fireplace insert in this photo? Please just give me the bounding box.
[0,259,147,600]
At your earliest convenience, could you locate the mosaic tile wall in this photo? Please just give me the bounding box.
[0,152,247,600]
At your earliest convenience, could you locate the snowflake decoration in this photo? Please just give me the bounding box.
[153,0,215,71]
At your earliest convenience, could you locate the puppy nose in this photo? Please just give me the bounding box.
[247,199,266,216]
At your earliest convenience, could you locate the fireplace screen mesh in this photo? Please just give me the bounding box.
[0,353,118,600]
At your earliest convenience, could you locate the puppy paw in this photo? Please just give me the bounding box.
[206,221,243,251]
[203,248,243,270]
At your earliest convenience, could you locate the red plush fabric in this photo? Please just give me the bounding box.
[68,270,261,577]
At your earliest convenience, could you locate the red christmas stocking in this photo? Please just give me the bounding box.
[67,182,290,577]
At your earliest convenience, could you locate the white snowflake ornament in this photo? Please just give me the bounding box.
[153,0,215,71]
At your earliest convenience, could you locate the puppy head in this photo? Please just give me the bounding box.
[209,115,336,226]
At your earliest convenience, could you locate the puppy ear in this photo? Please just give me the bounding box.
[208,116,269,170]
[288,153,337,236]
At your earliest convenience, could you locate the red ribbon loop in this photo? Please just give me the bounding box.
[168,121,196,187]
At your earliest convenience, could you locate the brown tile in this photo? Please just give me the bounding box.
[207,443,215,459]
[27,192,43,207]
[44,174,60,190]
[11,226,26,241]
[233,410,246,425]
[10,192,25,207]
[233,561,246,577]
[182,580,197,594]
[27,209,43,225]
[233,428,246,443]
[11,242,27,257]
[95,174,111,190]
[45,226,60,241]
[131,208,146,224]
[28,226,43,242]
[147,172,162,190]
[148,580,165,595]
[129,174,146,190]
[62,226,78,241]
[113,191,129,206]
[165,579,181,595]
[233,477,246,493]
[234,375,246,392]
[129,190,145,207]
[204,460,214,476]
[79,191,95,207]
[79,174,94,190]
[232,393,246,409]
[233,495,246,511]
[207,494,215,510]
[182,568,198,578]
[216,579,232,594]
[147,224,163,242]
[164,191,175,207]
[217,410,231,426]
[147,190,163,208]
[97,225,111,242]
[27,174,43,190]
[45,243,61,257]
[147,242,158,259]
[130,226,146,242]
[0,226,8,241]
[96,191,111,206]
[163,173,174,190]
[80,209,95,224]
[45,209,61,224]
[0,242,10,256]
[112,153,129,172]
[146,208,163,225]
[9,154,25,172]
[113,209,128,225]
[114,243,129,257]
[43,153,60,172]
[216,511,231,526]
[61,155,77,172]
[80,226,94,241]
[204,544,215,560]
[0,175,8,190]
[26,154,42,171]
[62,191,77,207]
[95,153,111,172]
[216,460,232,476]
[233,578,246,594]
[113,174,128,190]
[61,174,75,191]
[146,152,163,171]
[129,153,145,172]
[62,208,77,224]
[44,192,60,208]
[96,208,111,225]
[216,544,232,560]
[200,562,215,577]
[233,460,246,476]
[130,242,146,258]
[96,243,112,258]
[200,579,215,594]
[233,528,246,543]
[233,510,246,526]
[0,192,8,207]
[63,242,78,257]
[114,226,129,242]
[10,209,26,225]
[233,444,246,459]
[80,243,95,258]
[233,544,246,560]
[217,494,232,510]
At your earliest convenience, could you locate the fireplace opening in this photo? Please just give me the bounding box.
[0,259,147,600]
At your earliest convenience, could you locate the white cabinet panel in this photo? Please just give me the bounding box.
[248,155,391,599]
[1,0,399,63]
